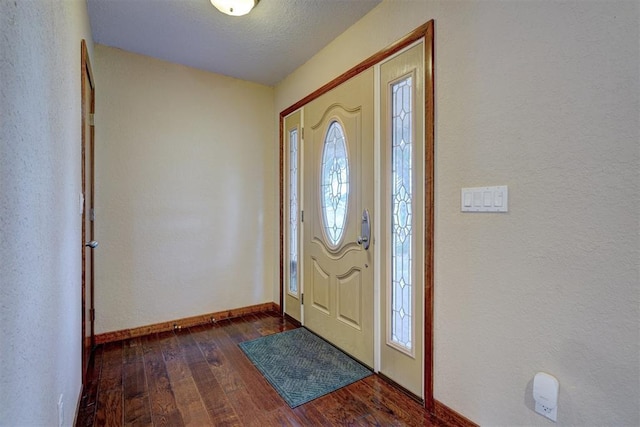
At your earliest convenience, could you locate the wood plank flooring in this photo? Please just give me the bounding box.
[76,312,446,426]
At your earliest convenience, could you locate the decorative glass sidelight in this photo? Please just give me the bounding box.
[391,76,413,350]
[288,128,299,295]
[321,121,349,247]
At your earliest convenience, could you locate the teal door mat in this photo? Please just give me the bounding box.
[239,327,372,407]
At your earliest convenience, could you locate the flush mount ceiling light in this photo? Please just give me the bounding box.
[210,0,259,16]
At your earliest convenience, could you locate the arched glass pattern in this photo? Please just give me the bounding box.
[321,121,349,246]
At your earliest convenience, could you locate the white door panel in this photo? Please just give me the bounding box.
[303,69,374,367]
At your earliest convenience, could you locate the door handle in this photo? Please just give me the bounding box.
[357,209,371,250]
[85,240,98,249]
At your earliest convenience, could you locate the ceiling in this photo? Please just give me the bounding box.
[87,0,381,86]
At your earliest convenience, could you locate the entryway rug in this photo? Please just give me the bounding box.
[238,327,372,407]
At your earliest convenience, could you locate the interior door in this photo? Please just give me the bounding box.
[303,68,374,367]
[81,39,96,383]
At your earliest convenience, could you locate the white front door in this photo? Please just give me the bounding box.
[283,37,430,399]
[303,68,375,367]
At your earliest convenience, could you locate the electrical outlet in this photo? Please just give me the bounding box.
[533,372,559,422]
[535,401,557,422]
[57,394,64,427]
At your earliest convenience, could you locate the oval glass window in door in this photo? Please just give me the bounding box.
[321,121,349,246]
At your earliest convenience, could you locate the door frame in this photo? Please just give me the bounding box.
[279,21,435,409]
[81,39,95,384]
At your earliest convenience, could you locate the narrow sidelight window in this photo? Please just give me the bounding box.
[390,76,413,350]
[288,128,299,295]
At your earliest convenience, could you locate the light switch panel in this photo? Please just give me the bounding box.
[463,192,472,207]
[461,186,508,212]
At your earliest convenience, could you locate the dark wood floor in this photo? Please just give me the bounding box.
[76,311,446,426]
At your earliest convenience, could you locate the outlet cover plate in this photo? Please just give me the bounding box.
[535,401,557,422]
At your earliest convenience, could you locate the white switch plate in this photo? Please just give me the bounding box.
[461,186,508,212]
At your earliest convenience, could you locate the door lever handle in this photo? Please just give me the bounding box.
[85,240,98,249]
[358,209,371,250]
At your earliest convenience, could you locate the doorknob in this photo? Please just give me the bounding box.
[85,240,98,249]
[357,209,371,250]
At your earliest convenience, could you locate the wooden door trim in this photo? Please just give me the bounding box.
[423,20,435,412]
[280,21,432,119]
[279,21,435,411]
[81,38,95,384]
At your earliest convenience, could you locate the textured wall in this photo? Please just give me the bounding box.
[93,45,275,334]
[0,0,93,425]
[275,1,639,425]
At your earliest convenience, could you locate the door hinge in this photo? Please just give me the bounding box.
[301,293,304,305]
[90,308,95,322]
[90,208,95,221]
[302,127,304,139]
[89,113,95,127]
[301,210,304,222]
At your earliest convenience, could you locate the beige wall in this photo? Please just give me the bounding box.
[275,1,639,425]
[93,45,275,333]
[0,0,93,424]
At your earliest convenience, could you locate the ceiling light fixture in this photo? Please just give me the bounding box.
[210,0,259,17]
